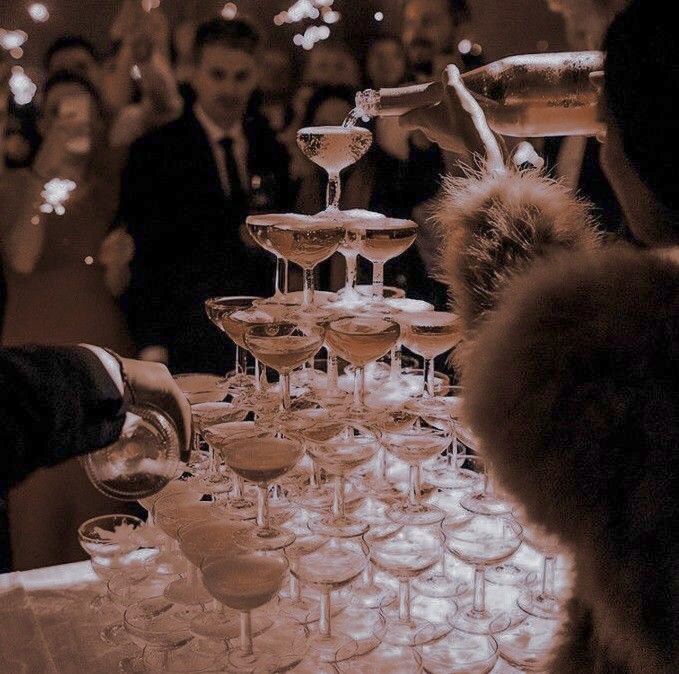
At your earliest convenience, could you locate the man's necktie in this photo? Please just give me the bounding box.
[219,137,246,202]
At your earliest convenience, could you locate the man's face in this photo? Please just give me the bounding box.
[192,45,258,129]
[401,0,454,74]
[48,46,100,84]
[367,40,407,88]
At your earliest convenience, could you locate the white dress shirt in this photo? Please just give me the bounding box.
[193,104,249,197]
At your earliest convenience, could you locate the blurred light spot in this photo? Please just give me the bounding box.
[221,3,238,19]
[9,66,37,104]
[471,43,483,56]
[40,178,77,216]
[141,0,161,11]
[0,28,28,50]
[131,64,142,80]
[28,3,49,22]
[537,39,549,51]
[322,10,340,23]
[374,11,384,21]
[31,216,40,225]
[10,47,23,59]
[84,256,94,265]
[318,25,330,39]
[458,39,472,54]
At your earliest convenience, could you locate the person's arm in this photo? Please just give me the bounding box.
[0,345,125,488]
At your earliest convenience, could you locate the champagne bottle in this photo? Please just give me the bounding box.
[355,51,605,138]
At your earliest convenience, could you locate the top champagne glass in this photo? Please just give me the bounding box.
[296,125,372,210]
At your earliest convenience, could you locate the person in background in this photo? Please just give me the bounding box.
[0,344,190,573]
[43,35,102,86]
[402,1,678,670]
[364,36,408,89]
[120,17,291,374]
[256,48,295,135]
[0,71,135,570]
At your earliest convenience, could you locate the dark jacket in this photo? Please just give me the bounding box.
[0,345,125,572]
[119,108,291,374]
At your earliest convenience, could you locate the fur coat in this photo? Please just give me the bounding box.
[434,166,679,673]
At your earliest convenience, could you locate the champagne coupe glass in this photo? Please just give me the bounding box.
[220,433,304,550]
[81,405,180,502]
[444,514,524,634]
[369,525,451,647]
[401,311,459,396]
[459,454,514,517]
[267,217,344,307]
[204,295,262,387]
[289,536,369,662]
[381,425,451,525]
[417,631,499,674]
[517,524,563,620]
[201,553,306,672]
[296,125,372,211]
[356,218,418,299]
[244,321,325,411]
[179,520,275,642]
[306,428,380,537]
[245,212,294,299]
[495,614,559,671]
[77,514,144,637]
[325,316,400,414]
[123,597,206,673]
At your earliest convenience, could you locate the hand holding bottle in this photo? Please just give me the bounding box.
[399,64,505,172]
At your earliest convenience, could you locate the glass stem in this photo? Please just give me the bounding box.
[240,610,253,655]
[283,258,289,294]
[345,253,357,292]
[353,366,365,408]
[280,372,291,410]
[326,348,338,392]
[274,255,282,297]
[239,347,248,378]
[408,464,419,506]
[233,474,244,499]
[326,172,341,210]
[471,567,486,616]
[390,342,402,381]
[254,359,261,391]
[303,267,315,306]
[188,562,199,588]
[362,559,374,585]
[398,579,411,622]
[542,556,556,599]
[372,261,385,298]
[319,587,332,637]
[289,574,301,601]
[375,446,387,480]
[257,483,269,529]
[234,344,241,375]
[332,475,345,518]
[425,357,435,396]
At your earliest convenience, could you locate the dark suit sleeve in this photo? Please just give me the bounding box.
[0,345,126,489]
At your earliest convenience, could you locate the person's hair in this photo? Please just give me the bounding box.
[42,70,105,116]
[43,35,99,71]
[604,0,679,212]
[193,17,260,62]
[302,84,355,128]
[447,0,471,26]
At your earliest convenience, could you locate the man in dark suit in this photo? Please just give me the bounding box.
[120,18,291,374]
[0,345,190,572]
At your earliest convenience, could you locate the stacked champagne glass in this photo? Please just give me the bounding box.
[80,117,568,673]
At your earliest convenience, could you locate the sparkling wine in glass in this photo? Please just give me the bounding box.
[201,553,306,672]
[267,217,344,307]
[245,321,324,410]
[220,434,304,551]
[356,218,418,298]
[325,316,400,412]
[402,310,459,396]
[296,125,372,210]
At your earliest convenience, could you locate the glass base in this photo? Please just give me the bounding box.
[331,606,386,658]
[412,568,470,599]
[336,642,421,673]
[452,600,526,635]
[386,502,445,526]
[100,621,129,647]
[426,464,482,493]
[120,646,216,673]
[416,630,498,674]
[227,625,306,672]
[517,590,562,620]
[190,609,272,641]
[496,615,558,671]
[485,561,531,588]
[309,632,358,663]
[460,491,513,517]
[234,525,296,551]
[351,580,397,609]
[163,577,214,606]
[145,551,187,576]
[381,616,450,647]
[308,514,369,538]
[279,591,349,625]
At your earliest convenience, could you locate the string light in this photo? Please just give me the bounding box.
[28,3,49,22]
[0,28,28,51]
[40,178,77,216]
[457,39,472,54]
[374,11,384,21]
[275,0,340,50]
[9,66,37,105]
